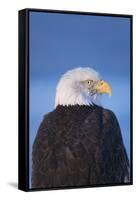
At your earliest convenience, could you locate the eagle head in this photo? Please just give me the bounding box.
[55,67,112,107]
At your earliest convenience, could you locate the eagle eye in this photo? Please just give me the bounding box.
[87,80,93,85]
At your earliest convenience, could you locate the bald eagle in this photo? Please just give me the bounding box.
[32,67,129,189]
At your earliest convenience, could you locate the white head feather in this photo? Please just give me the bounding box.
[55,67,101,107]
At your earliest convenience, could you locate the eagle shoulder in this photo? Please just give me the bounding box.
[100,108,130,183]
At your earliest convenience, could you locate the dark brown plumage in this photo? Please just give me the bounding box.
[32,105,129,189]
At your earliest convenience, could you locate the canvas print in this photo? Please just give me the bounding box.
[19,9,132,191]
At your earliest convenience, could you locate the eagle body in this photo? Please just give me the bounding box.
[32,104,129,188]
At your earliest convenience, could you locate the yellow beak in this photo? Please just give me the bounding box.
[95,80,112,97]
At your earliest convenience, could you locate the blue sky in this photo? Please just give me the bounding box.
[29,11,131,188]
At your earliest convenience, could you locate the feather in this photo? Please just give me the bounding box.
[32,105,129,188]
